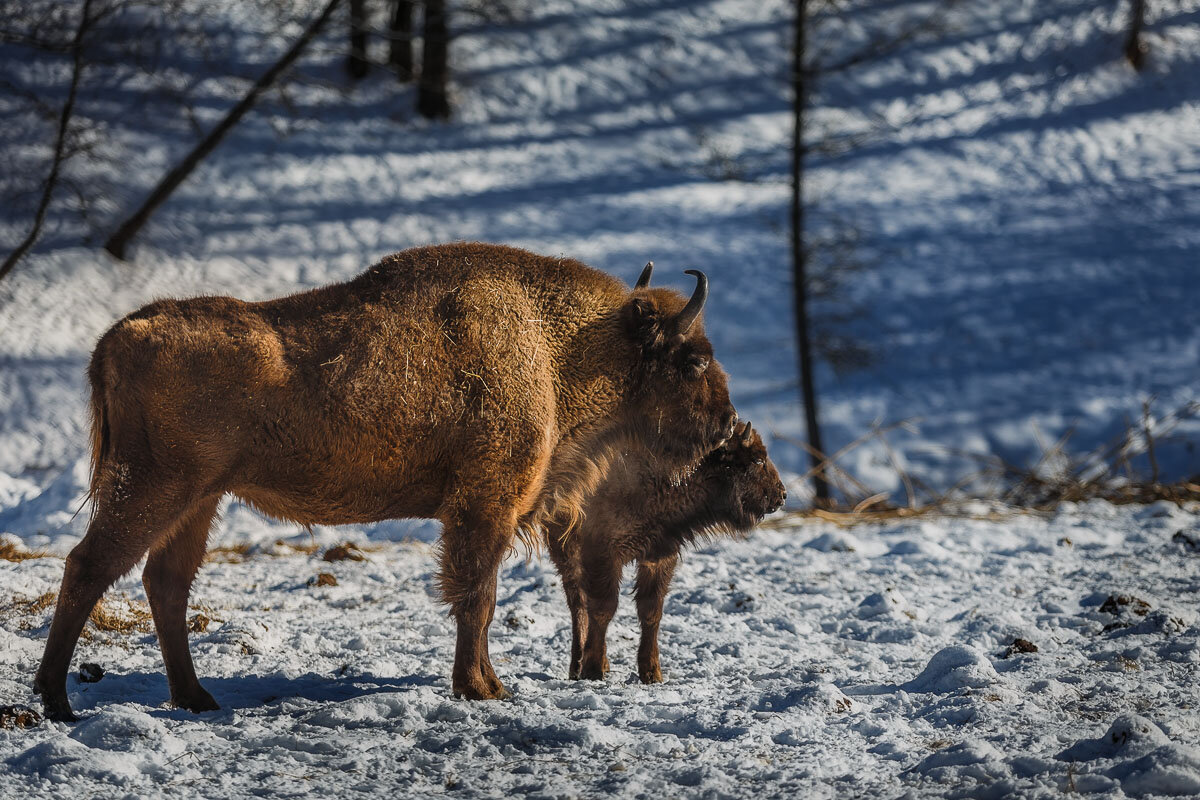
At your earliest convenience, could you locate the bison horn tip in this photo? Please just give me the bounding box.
[676,269,708,332]
[635,261,654,289]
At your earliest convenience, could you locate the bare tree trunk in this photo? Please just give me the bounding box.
[347,0,368,79]
[417,0,450,119]
[390,0,414,82]
[791,0,832,507]
[0,0,93,284]
[104,0,341,261]
[1125,0,1147,70]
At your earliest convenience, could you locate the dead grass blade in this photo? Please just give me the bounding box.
[0,542,55,562]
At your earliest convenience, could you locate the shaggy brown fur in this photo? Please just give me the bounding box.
[34,242,737,721]
[545,422,784,683]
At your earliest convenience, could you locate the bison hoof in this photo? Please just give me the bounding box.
[34,681,77,723]
[453,681,510,700]
[46,709,79,724]
[577,662,606,681]
[639,665,664,684]
[173,688,220,713]
[40,699,78,723]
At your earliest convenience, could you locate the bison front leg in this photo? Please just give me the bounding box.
[142,496,221,713]
[439,506,515,701]
[577,540,621,681]
[634,556,678,684]
[545,529,589,679]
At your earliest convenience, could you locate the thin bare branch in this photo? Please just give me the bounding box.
[0,0,94,283]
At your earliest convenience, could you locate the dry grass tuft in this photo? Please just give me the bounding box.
[207,539,327,563]
[0,705,42,729]
[204,543,253,564]
[86,594,153,636]
[322,543,366,562]
[0,542,55,562]
[284,540,322,556]
[26,591,57,613]
[0,592,58,631]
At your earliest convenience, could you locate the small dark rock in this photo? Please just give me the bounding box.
[79,663,105,683]
[310,572,338,587]
[1173,530,1199,552]
[504,611,532,630]
[0,705,42,729]
[1099,594,1151,617]
[1002,638,1039,658]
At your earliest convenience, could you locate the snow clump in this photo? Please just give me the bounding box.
[903,645,1000,693]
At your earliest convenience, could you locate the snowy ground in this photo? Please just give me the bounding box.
[3,500,1199,798]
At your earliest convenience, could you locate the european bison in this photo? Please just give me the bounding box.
[546,421,784,683]
[35,242,738,721]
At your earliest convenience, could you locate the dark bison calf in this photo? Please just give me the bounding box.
[34,242,738,721]
[546,421,785,683]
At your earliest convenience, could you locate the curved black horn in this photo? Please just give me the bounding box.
[635,261,653,289]
[674,269,708,333]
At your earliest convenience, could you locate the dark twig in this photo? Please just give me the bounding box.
[0,0,94,283]
[103,0,342,260]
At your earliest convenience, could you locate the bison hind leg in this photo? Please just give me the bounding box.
[35,466,200,721]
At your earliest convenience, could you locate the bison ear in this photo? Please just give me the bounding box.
[625,296,666,347]
[630,297,657,321]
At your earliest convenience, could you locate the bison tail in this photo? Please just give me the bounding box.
[512,523,544,562]
[85,346,112,514]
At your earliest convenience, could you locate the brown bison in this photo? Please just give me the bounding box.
[34,242,738,721]
[545,421,784,683]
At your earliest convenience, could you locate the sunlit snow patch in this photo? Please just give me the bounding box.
[903,645,1000,693]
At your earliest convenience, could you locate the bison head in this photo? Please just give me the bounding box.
[699,421,786,531]
[623,265,738,471]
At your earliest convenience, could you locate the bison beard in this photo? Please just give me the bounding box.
[545,421,785,684]
[33,242,738,721]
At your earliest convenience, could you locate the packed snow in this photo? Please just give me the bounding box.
[1,0,1199,796]
[3,501,1199,797]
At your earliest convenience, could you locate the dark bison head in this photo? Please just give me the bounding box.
[699,421,786,531]
[623,266,737,470]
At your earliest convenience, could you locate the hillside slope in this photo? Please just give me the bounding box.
[2,1,1198,535]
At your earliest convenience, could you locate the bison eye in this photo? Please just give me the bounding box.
[754,459,765,467]
[685,354,709,378]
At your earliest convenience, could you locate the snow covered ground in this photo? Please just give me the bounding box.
[3,500,1199,797]
[2,0,1199,795]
